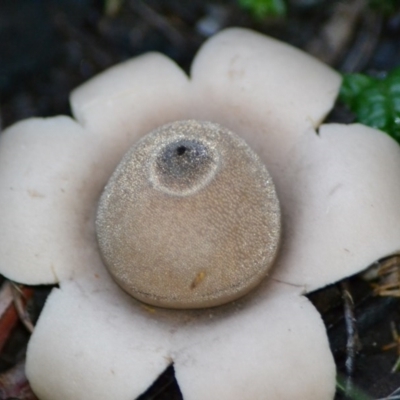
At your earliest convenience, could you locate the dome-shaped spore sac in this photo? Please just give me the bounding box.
[96,120,281,309]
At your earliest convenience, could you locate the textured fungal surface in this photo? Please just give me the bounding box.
[96,120,281,308]
[5,27,400,400]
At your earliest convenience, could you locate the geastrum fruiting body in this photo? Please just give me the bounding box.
[96,120,281,309]
[1,28,400,400]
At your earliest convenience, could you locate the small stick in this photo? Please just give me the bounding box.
[130,0,184,47]
[0,281,18,352]
[382,321,400,373]
[11,283,35,334]
[341,280,360,396]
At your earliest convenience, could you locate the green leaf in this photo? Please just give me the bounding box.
[339,67,400,143]
[336,374,373,400]
[340,74,374,108]
[238,0,287,18]
[369,0,400,15]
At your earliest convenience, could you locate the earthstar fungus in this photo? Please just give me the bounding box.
[96,119,281,309]
[1,28,400,400]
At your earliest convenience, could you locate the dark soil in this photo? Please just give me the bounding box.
[1,1,400,399]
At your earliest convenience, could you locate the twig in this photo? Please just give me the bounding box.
[130,0,184,47]
[341,280,361,396]
[0,281,17,352]
[382,321,400,373]
[0,281,34,353]
[11,283,35,334]
[306,0,366,66]
[340,9,383,73]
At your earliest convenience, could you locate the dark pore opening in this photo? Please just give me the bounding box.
[176,146,187,156]
[154,138,214,192]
